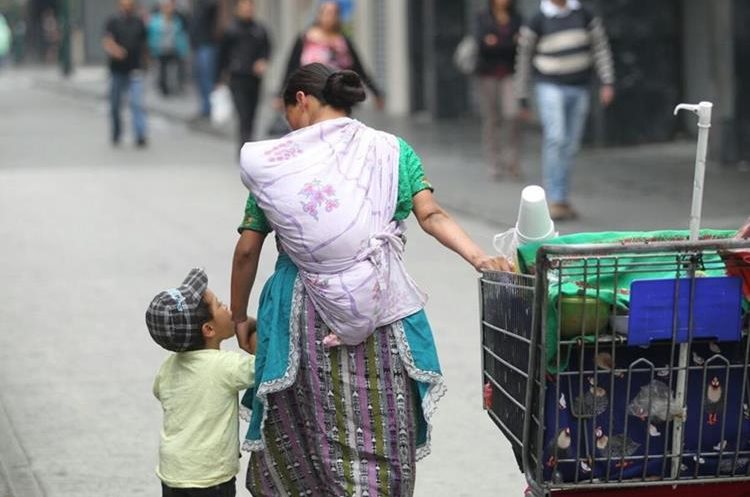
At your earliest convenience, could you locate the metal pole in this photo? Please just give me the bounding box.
[670,101,713,478]
[674,102,713,241]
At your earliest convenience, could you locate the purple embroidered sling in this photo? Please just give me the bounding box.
[239,117,427,345]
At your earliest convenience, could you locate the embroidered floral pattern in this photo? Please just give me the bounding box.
[306,274,330,291]
[264,140,303,163]
[299,179,340,220]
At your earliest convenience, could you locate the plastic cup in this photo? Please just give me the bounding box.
[515,185,556,245]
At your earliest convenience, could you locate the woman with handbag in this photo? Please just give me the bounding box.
[475,0,524,180]
[271,1,384,121]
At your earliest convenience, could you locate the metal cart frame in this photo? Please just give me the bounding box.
[480,238,750,497]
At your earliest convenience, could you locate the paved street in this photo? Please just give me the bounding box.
[0,69,525,497]
[0,67,746,497]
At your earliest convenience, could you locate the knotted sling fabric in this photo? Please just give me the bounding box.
[239,117,428,345]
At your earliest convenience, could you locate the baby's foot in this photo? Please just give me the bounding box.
[322,333,343,348]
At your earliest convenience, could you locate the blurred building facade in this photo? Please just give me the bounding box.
[10,0,749,162]
[263,0,750,162]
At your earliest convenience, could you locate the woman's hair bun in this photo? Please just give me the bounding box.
[323,70,366,110]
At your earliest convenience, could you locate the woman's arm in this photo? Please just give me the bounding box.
[412,189,511,272]
[231,229,267,352]
[345,36,383,99]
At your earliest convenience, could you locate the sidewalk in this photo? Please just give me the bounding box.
[0,470,10,497]
[34,65,748,233]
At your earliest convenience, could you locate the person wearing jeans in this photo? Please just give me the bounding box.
[190,0,224,119]
[148,0,189,97]
[103,0,148,147]
[515,0,615,220]
[110,71,147,145]
[535,82,590,208]
[194,44,217,117]
[475,0,523,180]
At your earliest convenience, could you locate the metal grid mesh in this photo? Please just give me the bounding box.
[481,239,750,495]
[480,271,535,448]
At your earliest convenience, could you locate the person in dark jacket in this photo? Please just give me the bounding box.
[276,1,383,110]
[148,0,189,97]
[216,0,270,152]
[190,0,227,119]
[102,0,148,147]
[475,0,523,180]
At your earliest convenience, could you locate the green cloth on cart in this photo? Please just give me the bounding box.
[517,229,736,373]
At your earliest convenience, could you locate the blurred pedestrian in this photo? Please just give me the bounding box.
[190,0,228,120]
[41,8,60,64]
[231,62,511,496]
[515,0,615,221]
[216,0,270,153]
[148,0,189,97]
[173,0,191,90]
[102,0,149,147]
[276,1,383,110]
[0,13,11,69]
[12,19,26,64]
[475,0,523,180]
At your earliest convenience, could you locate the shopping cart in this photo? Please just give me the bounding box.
[480,102,750,496]
[481,237,750,497]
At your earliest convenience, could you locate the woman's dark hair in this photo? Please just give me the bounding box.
[282,63,366,113]
[487,0,518,17]
[314,1,342,33]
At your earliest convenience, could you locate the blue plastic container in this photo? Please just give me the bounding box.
[628,276,743,346]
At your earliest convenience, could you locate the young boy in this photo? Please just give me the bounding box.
[146,268,255,497]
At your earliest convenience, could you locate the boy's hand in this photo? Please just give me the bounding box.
[235,318,257,354]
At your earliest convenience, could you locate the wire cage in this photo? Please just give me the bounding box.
[480,239,750,496]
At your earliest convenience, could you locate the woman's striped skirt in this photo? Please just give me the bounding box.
[246,296,419,497]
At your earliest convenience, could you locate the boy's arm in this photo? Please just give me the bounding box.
[218,352,256,391]
[152,373,161,401]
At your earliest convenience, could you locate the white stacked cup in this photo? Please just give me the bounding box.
[515,185,556,245]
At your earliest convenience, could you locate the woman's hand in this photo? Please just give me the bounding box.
[736,218,750,240]
[235,317,257,354]
[473,255,514,273]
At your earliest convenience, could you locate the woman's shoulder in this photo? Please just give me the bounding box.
[395,136,418,156]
